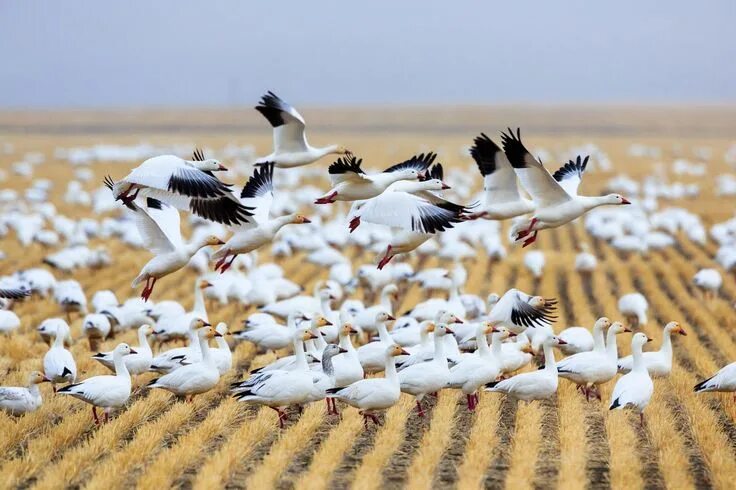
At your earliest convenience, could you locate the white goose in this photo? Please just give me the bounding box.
[104,151,253,226]
[58,343,136,424]
[254,91,349,168]
[447,322,508,411]
[149,318,210,374]
[92,324,154,375]
[610,333,654,424]
[327,344,408,428]
[43,321,77,390]
[357,312,398,373]
[556,318,621,400]
[332,323,364,387]
[694,362,736,399]
[617,321,686,377]
[618,292,648,327]
[210,322,233,375]
[466,133,534,220]
[353,284,398,335]
[147,326,223,401]
[232,328,319,428]
[398,323,454,417]
[314,154,423,204]
[153,279,210,342]
[501,128,631,247]
[307,344,349,415]
[233,311,304,351]
[211,163,312,273]
[486,288,557,334]
[0,371,49,415]
[485,332,566,401]
[250,316,332,373]
[127,198,224,300]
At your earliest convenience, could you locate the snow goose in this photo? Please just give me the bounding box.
[398,323,454,416]
[692,268,722,300]
[149,318,210,374]
[91,290,118,313]
[233,311,303,351]
[127,198,225,300]
[396,321,437,370]
[610,333,654,424]
[253,91,349,168]
[314,154,424,204]
[58,343,137,424]
[501,129,631,247]
[0,309,21,335]
[486,288,557,334]
[43,321,76,390]
[210,322,233,375]
[307,344,349,415]
[353,284,398,336]
[53,280,87,322]
[605,321,630,362]
[448,322,509,411]
[485,332,566,401]
[232,328,319,428]
[0,371,49,415]
[249,315,332,373]
[82,313,112,351]
[557,324,595,356]
[211,163,312,272]
[92,324,154,375]
[332,323,364,387]
[147,325,223,401]
[389,316,421,347]
[617,321,686,377]
[556,318,619,400]
[104,151,253,226]
[574,243,598,273]
[617,292,648,328]
[466,133,534,220]
[694,362,736,400]
[327,344,408,428]
[357,312,398,373]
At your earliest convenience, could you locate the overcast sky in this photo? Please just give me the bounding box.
[1,1,734,108]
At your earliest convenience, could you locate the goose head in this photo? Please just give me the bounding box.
[215,322,229,336]
[203,235,226,247]
[297,328,319,342]
[198,326,222,340]
[665,321,687,336]
[139,324,154,336]
[312,315,333,329]
[387,344,410,357]
[190,318,211,330]
[199,280,214,290]
[603,193,631,205]
[608,322,631,335]
[114,343,138,356]
[595,317,612,330]
[375,311,396,324]
[339,323,358,337]
[632,332,653,349]
[191,155,227,172]
[436,311,463,324]
[434,323,454,337]
[291,214,312,225]
[323,344,348,359]
[29,371,50,385]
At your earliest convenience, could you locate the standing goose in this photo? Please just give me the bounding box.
[211,163,312,272]
[43,321,76,391]
[307,344,349,415]
[58,343,137,424]
[0,371,49,415]
[314,154,424,204]
[210,322,233,375]
[610,333,655,424]
[398,323,454,417]
[92,324,154,375]
[254,91,349,168]
[617,321,686,377]
[357,312,398,373]
[332,323,364,387]
[149,318,210,374]
[694,362,736,400]
[466,133,534,220]
[327,344,408,428]
[500,128,631,247]
[128,198,225,300]
[147,326,223,401]
[353,284,398,336]
[104,150,253,226]
[485,332,567,401]
[231,328,319,428]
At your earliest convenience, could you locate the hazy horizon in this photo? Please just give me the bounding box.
[2,1,734,109]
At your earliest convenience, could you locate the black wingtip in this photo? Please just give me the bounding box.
[103,175,115,191]
[61,367,72,377]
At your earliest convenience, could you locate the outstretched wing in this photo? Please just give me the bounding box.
[470,133,523,205]
[356,192,467,234]
[383,152,435,175]
[328,155,368,185]
[552,155,589,197]
[255,91,308,153]
[500,128,570,208]
[131,199,182,254]
[240,163,275,225]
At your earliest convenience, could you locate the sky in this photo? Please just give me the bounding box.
[1,1,734,108]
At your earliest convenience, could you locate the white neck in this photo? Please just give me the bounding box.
[579,195,616,212]
[489,332,503,358]
[29,383,41,397]
[113,349,131,378]
[477,329,491,356]
[185,239,210,257]
[311,325,328,350]
[338,334,355,353]
[314,144,339,158]
[293,337,308,371]
[138,329,152,354]
[433,333,446,366]
[659,328,673,358]
[198,335,213,364]
[377,322,392,343]
[384,353,398,384]
[543,342,558,373]
[53,329,67,348]
[592,325,606,352]
[632,341,647,373]
[380,290,393,313]
[193,284,206,316]
[215,334,229,350]
[605,329,619,362]
[320,297,334,316]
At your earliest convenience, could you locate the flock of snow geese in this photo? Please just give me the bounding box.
[1,92,735,431]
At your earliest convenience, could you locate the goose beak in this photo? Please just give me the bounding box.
[349,327,358,334]
[216,239,226,245]
[679,329,687,336]
[339,347,348,354]
[556,338,568,345]
[441,182,451,190]
[203,322,212,327]
[217,164,228,171]
[621,198,631,205]
[445,327,455,335]
[453,318,464,324]
[623,327,632,333]
[41,376,51,383]
[129,348,138,354]
[386,315,396,321]
[308,332,319,340]
[214,332,223,338]
[646,337,654,342]
[399,348,411,355]
[302,217,312,223]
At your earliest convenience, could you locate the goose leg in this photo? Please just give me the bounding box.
[522,231,538,248]
[314,191,338,205]
[220,254,238,273]
[377,246,394,270]
[214,252,229,271]
[104,409,110,423]
[415,399,425,417]
[92,406,100,425]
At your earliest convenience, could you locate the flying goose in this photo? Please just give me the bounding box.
[254,91,349,168]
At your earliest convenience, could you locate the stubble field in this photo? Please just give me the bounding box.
[0,106,735,489]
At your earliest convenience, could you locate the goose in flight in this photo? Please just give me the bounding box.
[466,133,534,220]
[315,154,426,204]
[500,128,631,247]
[104,149,253,226]
[129,198,225,300]
[211,163,312,272]
[254,91,350,168]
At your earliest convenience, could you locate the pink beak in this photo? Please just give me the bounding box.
[621,198,631,205]
[441,182,451,190]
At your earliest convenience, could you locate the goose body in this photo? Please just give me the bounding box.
[43,322,77,387]
[92,324,154,375]
[694,362,736,395]
[0,372,48,415]
[610,333,654,421]
[617,321,686,377]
